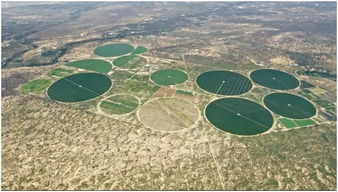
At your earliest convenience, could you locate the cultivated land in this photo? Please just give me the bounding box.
[99,95,139,115]
[205,98,273,135]
[94,43,134,57]
[250,69,300,90]
[66,59,112,73]
[47,73,112,102]
[137,98,199,132]
[131,46,148,55]
[20,79,51,94]
[2,1,336,190]
[264,93,317,119]
[176,90,193,96]
[299,80,316,89]
[47,68,74,77]
[279,118,298,128]
[196,70,252,95]
[113,55,147,69]
[150,69,189,86]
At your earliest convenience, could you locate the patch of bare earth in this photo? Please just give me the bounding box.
[173,93,198,103]
[269,56,293,66]
[154,87,176,97]
[138,98,199,132]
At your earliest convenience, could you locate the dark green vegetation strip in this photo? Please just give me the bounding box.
[65,59,112,73]
[250,69,299,90]
[47,73,111,102]
[131,46,148,55]
[150,69,188,86]
[205,98,273,135]
[196,70,252,95]
[112,55,147,69]
[94,43,134,57]
[264,93,316,119]
[294,119,316,127]
[21,79,52,94]
[176,90,193,96]
[100,95,139,115]
[47,68,74,77]
[299,80,316,89]
[279,118,298,128]
[297,70,336,80]
[314,99,336,110]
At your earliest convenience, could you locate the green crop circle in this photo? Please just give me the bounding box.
[250,69,299,90]
[205,98,273,135]
[94,43,134,57]
[150,69,188,86]
[65,59,112,73]
[47,73,111,102]
[264,93,316,119]
[196,70,252,95]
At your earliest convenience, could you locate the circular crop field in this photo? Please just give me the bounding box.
[137,98,199,132]
[65,59,112,73]
[94,43,134,57]
[99,95,139,115]
[250,69,299,90]
[205,98,273,135]
[196,70,252,95]
[112,55,147,69]
[264,93,316,119]
[150,69,188,86]
[47,73,112,102]
[131,46,148,55]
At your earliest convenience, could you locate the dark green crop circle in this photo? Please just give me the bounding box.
[250,69,299,90]
[205,98,273,135]
[94,43,134,57]
[47,73,112,102]
[65,59,112,73]
[264,93,316,119]
[196,70,252,95]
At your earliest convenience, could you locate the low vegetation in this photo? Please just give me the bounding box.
[20,79,51,94]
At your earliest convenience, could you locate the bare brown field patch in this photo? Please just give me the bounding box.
[154,87,176,97]
[173,93,197,103]
[137,98,199,132]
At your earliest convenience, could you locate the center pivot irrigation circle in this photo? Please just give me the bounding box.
[112,55,147,69]
[137,98,200,132]
[196,70,252,95]
[94,43,134,57]
[205,98,273,136]
[99,95,139,115]
[47,73,112,102]
[65,59,112,73]
[250,69,299,90]
[150,69,189,86]
[264,93,316,119]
